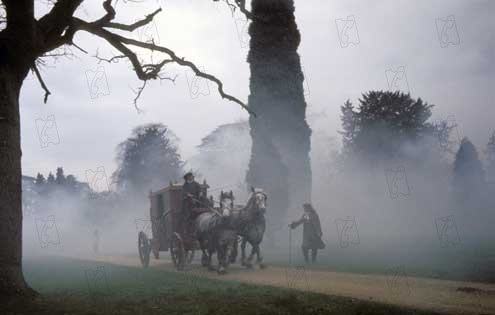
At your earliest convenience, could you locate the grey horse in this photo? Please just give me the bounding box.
[228,188,267,269]
[195,192,237,274]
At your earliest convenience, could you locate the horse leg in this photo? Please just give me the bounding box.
[245,244,255,269]
[229,237,238,264]
[207,249,215,271]
[207,238,216,271]
[241,238,247,266]
[255,244,266,269]
[217,243,227,275]
[200,239,209,267]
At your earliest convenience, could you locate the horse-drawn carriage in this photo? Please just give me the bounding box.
[137,181,209,270]
[137,179,268,273]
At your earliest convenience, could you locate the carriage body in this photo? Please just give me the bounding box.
[137,181,209,270]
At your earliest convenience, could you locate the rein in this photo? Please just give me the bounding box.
[188,196,223,217]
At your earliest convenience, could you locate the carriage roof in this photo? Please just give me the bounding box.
[149,181,209,199]
[149,183,182,199]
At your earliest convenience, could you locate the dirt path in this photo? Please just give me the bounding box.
[83,255,495,315]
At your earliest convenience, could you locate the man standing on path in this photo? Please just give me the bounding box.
[289,203,325,263]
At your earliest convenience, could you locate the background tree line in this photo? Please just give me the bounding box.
[338,90,495,200]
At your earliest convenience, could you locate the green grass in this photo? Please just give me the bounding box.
[266,242,495,284]
[3,256,444,315]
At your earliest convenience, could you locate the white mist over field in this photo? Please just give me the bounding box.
[22,106,495,283]
[19,0,495,285]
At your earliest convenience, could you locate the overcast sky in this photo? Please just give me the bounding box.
[20,0,494,181]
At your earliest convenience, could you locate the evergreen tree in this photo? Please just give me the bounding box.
[35,173,45,186]
[339,99,358,154]
[339,91,438,160]
[453,138,485,196]
[246,0,310,239]
[46,172,55,185]
[55,167,65,185]
[112,123,183,196]
[65,175,78,192]
[485,131,495,182]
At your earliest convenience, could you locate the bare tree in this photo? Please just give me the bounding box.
[0,0,249,297]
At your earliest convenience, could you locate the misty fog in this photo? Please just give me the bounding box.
[18,0,494,291]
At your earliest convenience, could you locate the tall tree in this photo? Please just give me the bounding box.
[65,174,78,192]
[453,138,485,197]
[34,173,45,186]
[46,172,55,185]
[339,99,358,155]
[112,123,183,197]
[486,131,495,182]
[191,121,251,197]
[55,167,65,185]
[245,0,311,238]
[339,91,441,161]
[0,0,248,297]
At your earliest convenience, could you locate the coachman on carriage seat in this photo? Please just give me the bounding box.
[181,172,201,217]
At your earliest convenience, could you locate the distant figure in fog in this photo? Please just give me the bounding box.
[289,203,325,263]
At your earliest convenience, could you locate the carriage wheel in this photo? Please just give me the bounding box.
[138,231,151,268]
[170,233,185,271]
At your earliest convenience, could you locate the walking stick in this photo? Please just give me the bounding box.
[289,225,292,267]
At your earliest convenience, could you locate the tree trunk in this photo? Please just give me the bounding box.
[246,0,312,241]
[0,39,34,297]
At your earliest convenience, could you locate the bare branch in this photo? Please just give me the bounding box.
[94,49,127,64]
[105,8,162,32]
[71,41,88,54]
[74,16,253,115]
[130,80,147,114]
[32,65,51,103]
[219,0,254,20]
[35,0,252,115]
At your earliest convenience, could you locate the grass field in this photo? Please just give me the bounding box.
[2,256,444,315]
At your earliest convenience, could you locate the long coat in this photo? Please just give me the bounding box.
[182,181,201,201]
[182,181,201,217]
[290,210,325,249]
